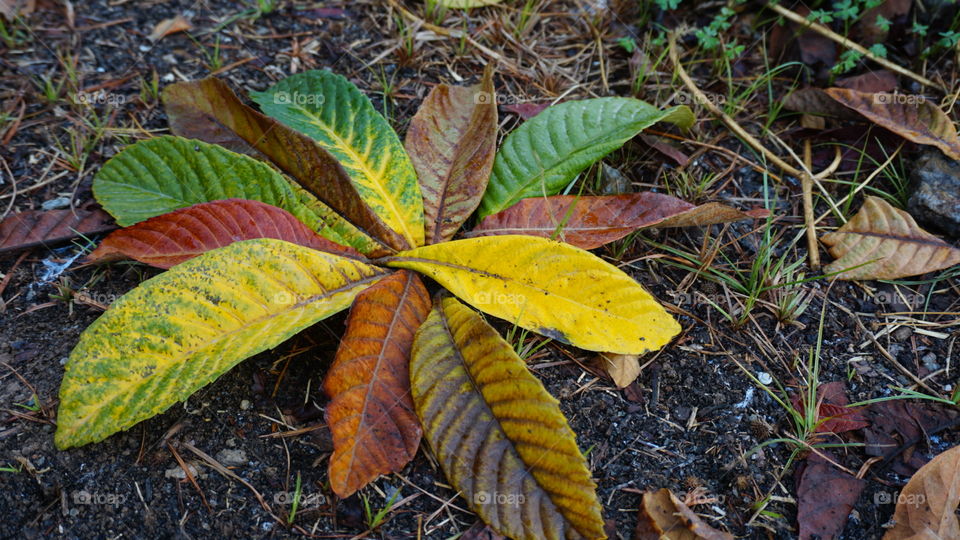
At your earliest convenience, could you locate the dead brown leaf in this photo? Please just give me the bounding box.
[821,196,960,280]
[148,15,191,42]
[836,70,898,93]
[796,451,865,540]
[598,353,641,388]
[825,88,960,160]
[884,444,960,540]
[635,488,733,540]
[0,207,115,254]
[783,88,859,119]
[656,203,769,228]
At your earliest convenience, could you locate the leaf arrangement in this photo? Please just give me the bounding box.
[53,67,766,538]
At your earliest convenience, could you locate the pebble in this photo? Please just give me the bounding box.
[41,196,71,210]
[757,371,773,385]
[240,399,251,410]
[921,352,939,371]
[164,463,198,479]
[908,150,960,238]
[215,448,247,467]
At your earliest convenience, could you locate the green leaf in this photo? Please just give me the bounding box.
[55,239,390,449]
[477,98,694,218]
[251,70,425,248]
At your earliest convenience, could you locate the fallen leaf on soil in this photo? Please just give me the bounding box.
[460,522,507,540]
[466,193,767,249]
[789,381,869,435]
[147,15,191,42]
[865,400,957,477]
[796,450,865,540]
[405,66,497,244]
[640,134,690,166]
[634,488,733,540]
[783,88,859,119]
[884,444,960,540]
[0,0,33,18]
[599,353,641,388]
[835,70,898,94]
[0,207,115,254]
[821,196,960,280]
[825,88,960,160]
[88,199,360,269]
[324,270,429,498]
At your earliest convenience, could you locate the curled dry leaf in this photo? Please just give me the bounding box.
[467,193,767,250]
[635,488,733,540]
[821,196,960,280]
[324,270,430,498]
[599,353,642,389]
[884,444,960,540]
[89,199,360,269]
[825,88,960,160]
[405,66,497,244]
[0,207,115,254]
[411,296,606,540]
[147,15,191,42]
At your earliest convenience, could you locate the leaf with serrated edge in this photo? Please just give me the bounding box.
[55,239,389,449]
[826,88,960,160]
[821,196,960,280]
[384,235,680,354]
[89,199,362,269]
[251,70,425,247]
[411,296,606,540]
[163,78,404,254]
[405,66,497,244]
[324,270,430,498]
[478,98,694,218]
[884,444,960,540]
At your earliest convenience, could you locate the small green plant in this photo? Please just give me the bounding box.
[362,488,401,530]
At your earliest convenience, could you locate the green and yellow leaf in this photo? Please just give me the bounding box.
[385,235,680,354]
[55,239,390,449]
[411,296,606,540]
[252,70,425,247]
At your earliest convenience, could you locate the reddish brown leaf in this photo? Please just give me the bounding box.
[825,88,960,160]
[466,193,766,249]
[323,270,430,498]
[147,15,191,42]
[783,88,860,119]
[835,70,897,94]
[635,488,733,540]
[865,400,957,477]
[884,444,960,540]
[88,199,361,269]
[502,102,549,120]
[162,77,406,254]
[0,207,114,254]
[796,451,865,540]
[790,381,869,435]
[405,66,497,244]
[640,134,690,166]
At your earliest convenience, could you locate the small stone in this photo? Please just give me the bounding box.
[138,45,151,53]
[757,371,773,385]
[240,399,251,410]
[41,196,70,210]
[165,463,198,479]
[908,150,960,238]
[892,326,913,342]
[921,352,939,371]
[215,448,247,467]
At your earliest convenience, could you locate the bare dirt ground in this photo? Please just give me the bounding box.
[1,1,959,538]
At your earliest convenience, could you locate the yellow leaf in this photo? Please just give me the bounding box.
[55,239,390,449]
[411,296,606,540]
[821,196,960,280]
[384,235,680,354]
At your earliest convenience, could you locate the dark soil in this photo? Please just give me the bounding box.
[2,1,959,539]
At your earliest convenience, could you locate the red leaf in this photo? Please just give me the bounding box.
[88,199,361,269]
[466,193,766,249]
[0,207,115,254]
[790,381,869,435]
[796,450,865,540]
[323,270,430,498]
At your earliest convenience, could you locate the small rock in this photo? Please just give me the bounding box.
[757,372,773,385]
[215,448,247,467]
[908,150,960,238]
[240,399,251,410]
[892,326,913,342]
[921,352,939,371]
[165,463,198,479]
[41,196,71,210]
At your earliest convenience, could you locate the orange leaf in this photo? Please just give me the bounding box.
[89,199,361,269]
[635,488,733,540]
[323,270,430,498]
[825,88,960,160]
[147,15,192,42]
[0,207,114,254]
[884,444,960,539]
[821,196,960,280]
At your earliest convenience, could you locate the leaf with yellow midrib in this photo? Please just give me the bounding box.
[411,296,606,540]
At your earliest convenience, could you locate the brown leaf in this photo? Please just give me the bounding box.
[323,270,430,498]
[825,88,960,160]
[466,193,766,250]
[821,196,960,280]
[502,102,549,120]
[783,88,860,119]
[147,15,191,42]
[835,70,898,94]
[162,77,406,255]
[635,488,733,540]
[884,444,960,539]
[865,401,957,477]
[599,353,641,388]
[789,382,869,435]
[405,66,497,244]
[640,135,690,166]
[0,207,114,254]
[796,451,865,540]
[88,199,360,269]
